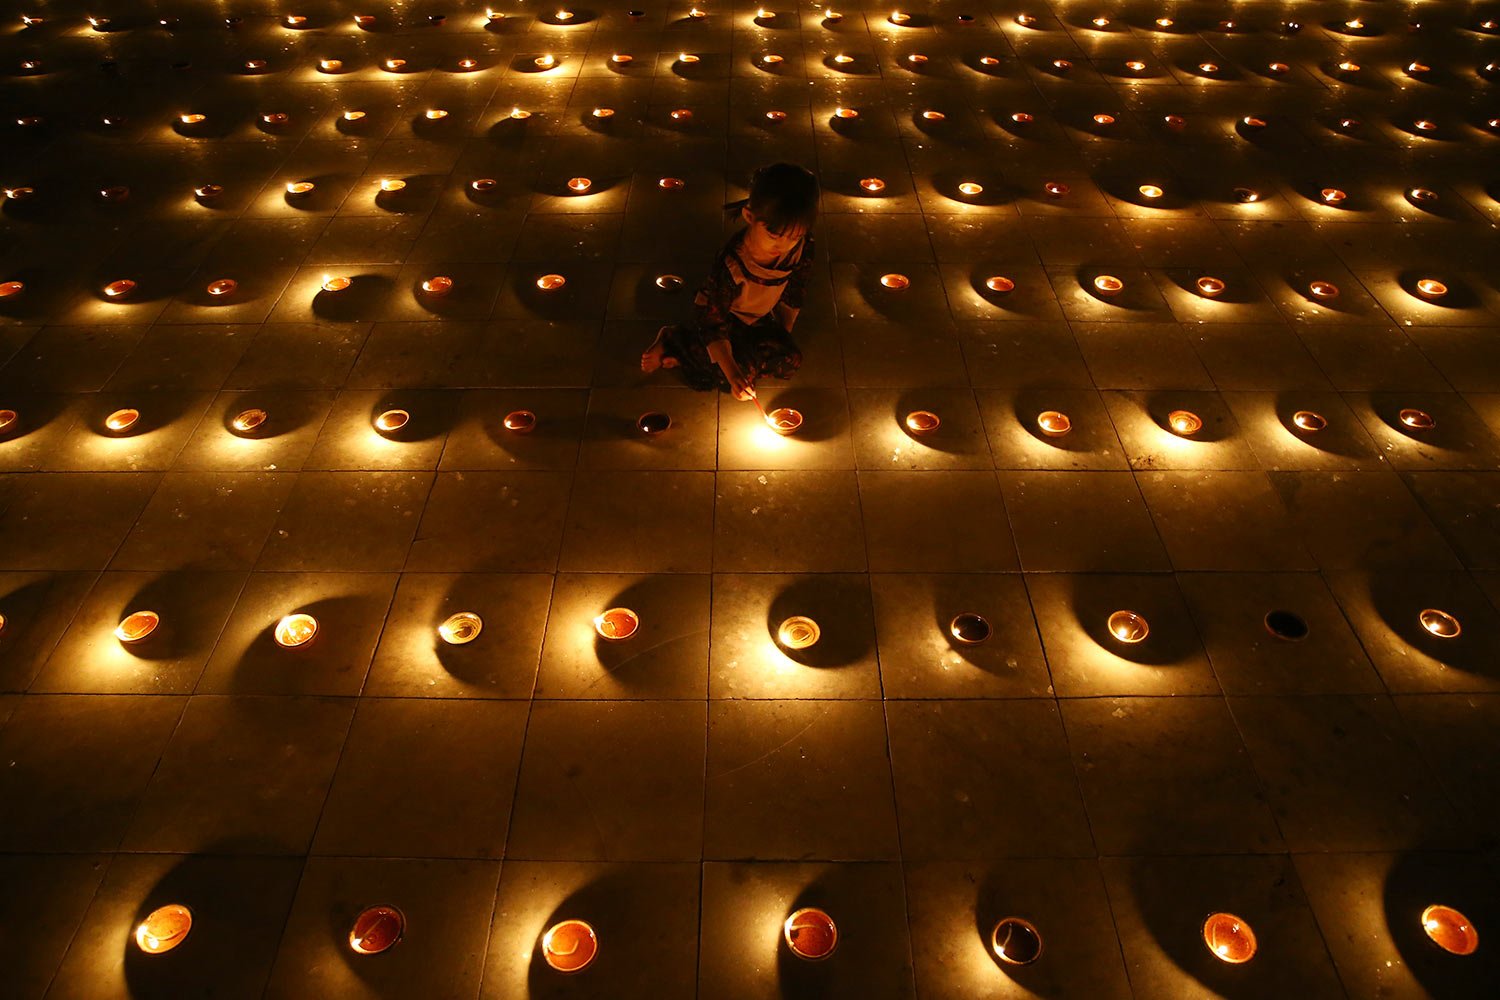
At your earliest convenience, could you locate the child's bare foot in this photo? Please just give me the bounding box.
[641,327,679,372]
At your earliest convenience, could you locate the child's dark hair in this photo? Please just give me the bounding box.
[725,163,819,236]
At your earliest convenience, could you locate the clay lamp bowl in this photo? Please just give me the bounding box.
[536,274,567,290]
[0,281,25,300]
[1309,281,1340,300]
[1415,279,1447,300]
[1168,409,1203,436]
[1093,275,1124,296]
[784,908,838,960]
[949,613,991,644]
[593,608,639,640]
[1399,408,1436,431]
[421,276,454,297]
[349,906,404,954]
[904,410,940,436]
[637,411,671,435]
[542,920,598,973]
[1196,276,1226,297]
[767,408,803,435]
[503,410,537,434]
[985,276,1015,293]
[1292,410,1327,432]
[206,279,237,297]
[1037,410,1072,437]
[880,273,910,290]
[860,178,886,194]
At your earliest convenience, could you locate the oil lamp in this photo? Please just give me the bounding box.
[542,920,597,973]
[1309,281,1339,299]
[1012,112,1034,124]
[611,54,632,64]
[1416,279,1448,299]
[890,11,911,25]
[425,109,449,120]
[286,181,315,196]
[590,107,613,118]
[284,14,307,27]
[880,273,910,290]
[949,613,991,644]
[670,109,692,121]
[824,10,842,21]
[1126,60,1146,72]
[21,15,42,26]
[1052,59,1072,72]
[439,612,483,644]
[834,107,859,119]
[1345,18,1364,30]
[88,16,111,30]
[1198,62,1219,74]
[1167,409,1202,436]
[1044,181,1069,198]
[115,610,160,643]
[1092,16,1109,28]
[1139,184,1163,200]
[1337,118,1360,131]
[655,275,684,291]
[135,905,192,954]
[859,178,886,194]
[535,55,556,68]
[567,177,592,193]
[319,59,342,73]
[1292,410,1327,432]
[904,411,940,436]
[594,608,639,640]
[349,906,404,954]
[777,616,820,650]
[99,186,130,202]
[1094,114,1116,126]
[459,58,478,70]
[958,182,983,196]
[923,110,945,120]
[1203,913,1256,963]
[756,8,774,19]
[555,9,575,21]
[1264,611,1309,641]
[374,409,410,433]
[0,282,25,299]
[343,111,366,122]
[261,113,289,126]
[20,59,40,72]
[509,108,532,119]
[503,410,537,434]
[1156,17,1173,28]
[536,274,566,290]
[1016,14,1036,27]
[104,280,137,299]
[1233,187,1260,203]
[831,54,851,64]
[194,184,223,200]
[321,276,352,292]
[355,14,376,27]
[1037,410,1071,436]
[274,613,318,648]
[991,917,1043,965]
[1241,116,1267,129]
[1407,62,1430,76]
[1422,905,1478,954]
[767,408,803,435]
[472,178,496,192]
[243,59,267,72]
[421,277,454,297]
[689,7,707,17]
[232,409,268,434]
[1196,276,1226,297]
[1399,408,1436,430]
[1269,62,1290,74]
[1093,275,1124,296]
[907,54,927,65]
[1108,610,1149,643]
[986,276,1015,293]
[658,178,685,190]
[1414,119,1437,132]
[207,279,237,297]
[486,9,504,20]
[378,179,406,194]
[765,110,786,121]
[1163,114,1186,130]
[179,113,206,125]
[677,53,700,64]
[1408,188,1437,203]
[785,908,837,960]
[1418,609,1461,638]
[1337,61,1360,72]
[637,411,671,434]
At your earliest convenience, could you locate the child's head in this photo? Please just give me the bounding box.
[741,162,818,255]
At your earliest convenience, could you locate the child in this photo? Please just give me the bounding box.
[641,162,817,401]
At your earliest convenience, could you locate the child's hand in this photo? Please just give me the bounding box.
[727,368,757,401]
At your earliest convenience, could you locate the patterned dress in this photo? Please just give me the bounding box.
[659,228,813,392]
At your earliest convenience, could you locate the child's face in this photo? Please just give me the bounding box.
[742,208,806,258]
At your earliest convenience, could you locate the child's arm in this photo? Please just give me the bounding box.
[694,255,757,400]
[773,234,815,333]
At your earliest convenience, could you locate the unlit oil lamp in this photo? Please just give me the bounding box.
[1108,610,1149,643]
[1203,913,1256,963]
[1418,609,1461,638]
[104,280,137,299]
[766,408,803,435]
[1196,276,1226,297]
[958,182,983,196]
[1167,409,1202,436]
[777,616,820,650]
[0,281,24,299]
[1416,279,1448,300]
[860,178,886,193]
[374,409,410,433]
[542,920,597,973]
[1400,408,1436,430]
[207,279,237,297]
[503,410,537,434]
[1292,410,1327,432]
[274,613,318,648]
[986,276,1015,293]
[439,612,483,644]
[1037,411,1071,437]
[880,273,909,289]
[135,905,192,954]
[950,613,991,644]
[115,610,160,643]
[421,276,454,297]
[1093,275,1124,296]
[232,409,268,434]
[1309,281,1339,299]
[905,410,940,436]
[349,906,404,954]
[321,276,352,292]
[537,274,567,290]
[991,917,1043,965]
[1422,905,1478,954]
[784,908,837,960]
[637,411,671,434]
[594,608,639,640]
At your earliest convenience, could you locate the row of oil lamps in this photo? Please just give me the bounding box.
[126,895,1479,967]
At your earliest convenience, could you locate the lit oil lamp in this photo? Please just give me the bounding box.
[135,905,192,954]
[1408,188,1438,203]
[1037,410,1071,437]
[374,409,410,434]
[594,608,639,640]
[958,182,983,196]
[1203,913,1256,963]
[1011,112,1035,124]
[766,408,803,435]
[348,905,404,954]
[115,610,160,643]
[459,58,478,70]
[537,274,566,290]
[421,276,454,297]
[1414,119,1437,132]
[1241,116,1267,129]
[834,107,859,119]
[319,59,342,73]
[670,109,692,121]
[321,276,352,293]
[785,908,837,960]
[503,410,537,434]
[1092,16,1109,28]
[179,113,206,125]
[777,616,820,650]
[1168,409,1202,436]
[1156,17,1174,28]
[889,11,911,25]
[1292,410,1327,432]
[261,113,289,127]
[1016,14,1037,27]
[385,58,407,71]
[1163,114,1186,130]
[637,411,671,434]
[1139,184,1164,200]
[286,181,315,196]
[880,273,910,290]
[756,8,774,19]
[1198,62,1219,74]
[1093,114,1116,126]
[1337,118,1360,131]
[979,56,1000,66]
[991,917,1043,965]
[378,179,407,194]
[439,612,483,644]
[658,178,685,190]
[1052,58,1072,72]
[194,184,223,200]
[355,14,376,28]
[985,276,1015,293]
[88,16,111,30]
[1416,279,1448,300]
[472,178,496,192]
[590,107,614,119]
[0,281,21,299]
[554,9,575,21]
[907,54,927,65]
[611,54,632,65]
[949,613,991,644]
[1337,61,1360,73]
[1093,275,1124,296]
[1418,609,1461,638]
[509,108,532,119]
[677,53,700,64]
[1407,62,1430,76]
[1345,18,1364,30]
[4,187,34,201]
[486,9,504,20]
[274,613,318,648]
[284,14,307,27]
[859,178,886,194]
[1400,408,1436,430]
[1233,187,1260,203]
[923,110,945,120]
[104,280,137,300]
[1108,610,1149,643]
[904,410,940,436]
[1126,60,1146,72]
[824,10,842,21]
[1196,276,1226,297]
[765,110,786,121]
[1045,181,1069,198]
[343,110,367,122]
[232,409,268,434]
[689,7,707,17]
[831,54,852,65]
[206,279,237,297]
[542,920,597,973]
[1309,281,1340,299]
[567,177,592,194]
[1269,62,1290,74]
[99,186,130,202]
[1422,905,1478,954]
[535,54,556,68]
[243,59,268,72]
[424,109,449,120]
[655,275,684,291]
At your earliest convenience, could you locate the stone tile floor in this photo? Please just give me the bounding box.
[1,2,1498,998]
